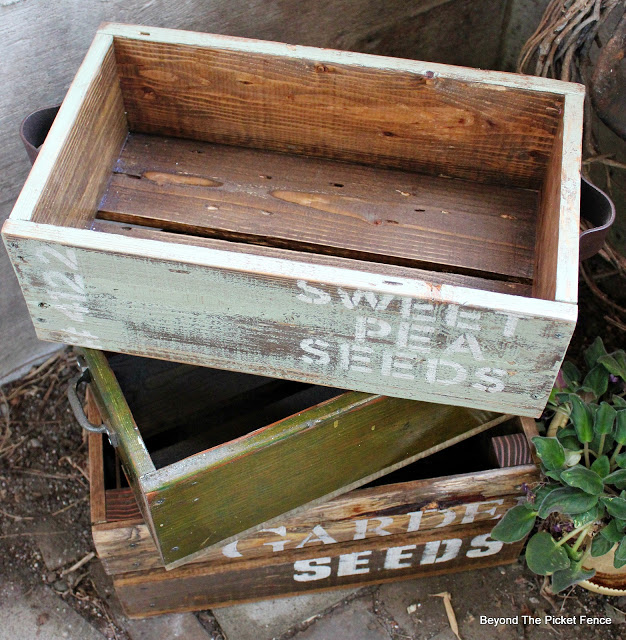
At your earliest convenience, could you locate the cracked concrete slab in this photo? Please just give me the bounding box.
[0,582,104,640]
[213,589,358,640]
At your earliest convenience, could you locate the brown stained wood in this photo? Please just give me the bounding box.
[31,41,127,227]
[91,219,533,297]
[113,38,564,189]
[94,466,536,575]
[113,523,524,618]
[533,118,563,301]
[98,134,539,281]
[88,430,106,526]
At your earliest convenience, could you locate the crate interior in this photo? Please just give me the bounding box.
[101,352,524,491]
[106,352,344,471]
[31,33,572,300]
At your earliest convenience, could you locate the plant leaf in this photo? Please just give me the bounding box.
[598,353,626,381]
[570,504,602,528]
[615,411,626,446]
[585,337,608,369]
[538,487,598,518]
[601,519,624,543]
[615,536,626,569]
[594,402,617,435]
[525,532,571,575]
[569,395,594,443]
[562,361,582,387]
[614,396,626,409]
[591,533,614,557]
[491,505,537,543]
[605,469,626,490]
[560,465,604,495]
[564,449,582,466]
[601,496,626,519]
[556,426,577,442]
[551,565,595,593]
[583,365,610,400]
[615,452,626,469]
[531,437,565,471]
[591,455,610,478]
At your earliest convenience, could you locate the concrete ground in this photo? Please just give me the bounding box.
[1,557,625,640]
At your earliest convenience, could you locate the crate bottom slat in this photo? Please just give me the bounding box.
[97,133,538,284]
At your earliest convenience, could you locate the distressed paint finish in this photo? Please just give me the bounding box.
[3,227,576,416]
[145,399,504,567]
[95,465,537,575]
[78,346,509,568]
[114,528,523,617]
[2,25,583,414]
[89,419,538,615]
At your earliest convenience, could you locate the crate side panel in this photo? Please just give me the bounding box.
[113,37,564,189]
[28,42,128,228]
[95,466,535,575]
[3,232,575,416]
[145,400,500,564]
[113,524,523,617]
[533,93,583,305]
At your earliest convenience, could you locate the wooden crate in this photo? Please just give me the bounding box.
[2,24,583,416]
[81,349,508,568]
[90,416,539,617]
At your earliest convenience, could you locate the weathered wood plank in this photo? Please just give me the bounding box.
[533,93,583,305]
[92,416,539,574]
[94,464,536,574]
[112,34,566,190]
[99,133,538,280]
[91,220,533,297]
[11,35,128,227]
[113,522,523,617]
[144,397,506,567]
[3,222,575,416]
[88,428,107,525]
[107,24,585,190]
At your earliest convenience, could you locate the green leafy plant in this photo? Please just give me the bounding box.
[492,337,626,593]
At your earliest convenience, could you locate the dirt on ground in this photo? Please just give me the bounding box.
[0,254,624,640]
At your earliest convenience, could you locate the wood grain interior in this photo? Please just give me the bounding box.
[112,37,564,189]
[31,43,128,226]
[533,118,564,301]
[98,133,539,282]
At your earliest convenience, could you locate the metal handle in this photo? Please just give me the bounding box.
[67,369,119,447]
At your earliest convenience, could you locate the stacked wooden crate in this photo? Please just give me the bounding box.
[2,24,584,617]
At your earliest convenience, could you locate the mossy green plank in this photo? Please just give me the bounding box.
[144,395,503,567]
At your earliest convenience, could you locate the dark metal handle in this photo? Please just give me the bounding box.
[579,176,616,261]
[20,104,61,165]
[67,370,119,447]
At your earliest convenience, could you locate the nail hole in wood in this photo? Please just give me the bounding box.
[140,31,151,36]
[415,208,425,212]
[332,183,344,187]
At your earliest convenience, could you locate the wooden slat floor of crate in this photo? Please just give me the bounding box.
[89,416,539,617]
[98,133,538,284]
